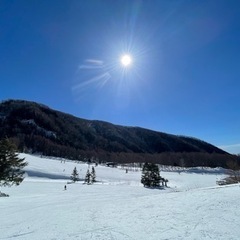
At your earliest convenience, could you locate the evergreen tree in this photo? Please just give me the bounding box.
[141,162,151,187]
[91,166,96,183]
[84,169,91,184]
[141,162,161,187]
[70,166,79,182]
[151,163,161,187]
[0,138,28,187]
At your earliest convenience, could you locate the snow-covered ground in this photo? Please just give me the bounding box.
[1,153,240,240]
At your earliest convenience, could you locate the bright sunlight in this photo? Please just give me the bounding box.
[120,54,132,67]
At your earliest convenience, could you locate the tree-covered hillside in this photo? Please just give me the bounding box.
[0,100,237,167]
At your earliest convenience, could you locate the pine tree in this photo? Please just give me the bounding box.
[151,164,161,187]
[141,162,161,187]
[0,138,28,187]
[84,169,91,184]
[70,167,79,182]
[91,166,96,183]
[141,162,151,187]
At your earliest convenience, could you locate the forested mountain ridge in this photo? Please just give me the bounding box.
[0,100,235,167]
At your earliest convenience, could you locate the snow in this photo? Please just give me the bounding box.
[1,153,240,240]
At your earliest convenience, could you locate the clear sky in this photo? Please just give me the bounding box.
[1,0,240,154]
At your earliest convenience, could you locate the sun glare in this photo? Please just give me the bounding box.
[121,54,132,67]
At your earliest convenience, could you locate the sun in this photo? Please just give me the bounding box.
[120,54,132,67]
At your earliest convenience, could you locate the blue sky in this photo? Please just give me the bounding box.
[1,0,240,154]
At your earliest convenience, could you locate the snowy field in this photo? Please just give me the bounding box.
[1,153,240,240]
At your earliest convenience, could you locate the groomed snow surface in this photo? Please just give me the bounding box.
[1,154,240,240]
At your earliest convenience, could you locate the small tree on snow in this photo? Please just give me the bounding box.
[84,167,97,185]
[225,159,240,184]
[70,167,79,182]
[141,163,151,187]
[84,169,91,184]
[0,138,28,188]
[91,166,96,183]
[141,162,161,188]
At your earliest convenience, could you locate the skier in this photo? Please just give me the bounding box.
[64,185,67,190]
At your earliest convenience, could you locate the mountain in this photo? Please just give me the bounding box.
[0,99,236,167]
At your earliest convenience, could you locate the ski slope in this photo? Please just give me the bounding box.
[1,154,240,240]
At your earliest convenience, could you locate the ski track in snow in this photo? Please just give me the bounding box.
[1,153,240,240]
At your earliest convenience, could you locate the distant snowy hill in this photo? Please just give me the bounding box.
[1,154,240,239]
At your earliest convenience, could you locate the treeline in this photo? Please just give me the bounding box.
[87,151,239,168]
[9,134,239,168]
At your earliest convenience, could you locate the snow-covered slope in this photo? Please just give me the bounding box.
[1,154,240,240]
